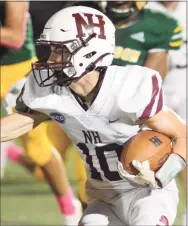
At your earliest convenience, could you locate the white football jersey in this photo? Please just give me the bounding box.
[20,65,163,188]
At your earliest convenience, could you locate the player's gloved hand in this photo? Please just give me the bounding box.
[117,160,159,189]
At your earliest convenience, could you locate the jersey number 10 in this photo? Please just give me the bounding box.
[77,143,123,181]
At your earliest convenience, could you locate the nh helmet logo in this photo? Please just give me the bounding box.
[50,112,66,124]
[72,13,106,39]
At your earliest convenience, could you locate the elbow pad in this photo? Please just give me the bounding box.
[155,153,186,188]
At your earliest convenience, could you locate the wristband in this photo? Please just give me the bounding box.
[155,153,186,188]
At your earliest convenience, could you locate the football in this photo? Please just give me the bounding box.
[120,130,173,175]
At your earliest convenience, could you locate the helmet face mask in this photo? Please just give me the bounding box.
[32,6,115,88]
[32,38,90,87]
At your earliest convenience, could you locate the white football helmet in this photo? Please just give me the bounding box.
[32,6,115,87]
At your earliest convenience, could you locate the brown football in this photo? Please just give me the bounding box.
[120,130,172,175]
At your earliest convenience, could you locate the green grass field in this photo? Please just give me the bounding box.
[1,159,186,226]
[1,159,77,226]
[1,164,62,225]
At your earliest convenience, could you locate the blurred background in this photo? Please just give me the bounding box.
[0,1,187,225]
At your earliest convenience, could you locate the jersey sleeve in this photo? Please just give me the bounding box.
[15,71,46,113]
[15,83,51,123]
[15,85,32,113]
[118,66,164,123]
[15,71,35,113]
[147,9,183,52]
[168,24,183,50]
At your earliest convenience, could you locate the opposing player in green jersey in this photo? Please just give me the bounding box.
[102,1,183,79]
[0,1,37,99]
[0,1,37,179]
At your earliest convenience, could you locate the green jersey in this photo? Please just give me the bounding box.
[0,1,36,65]
[113,8,183,66]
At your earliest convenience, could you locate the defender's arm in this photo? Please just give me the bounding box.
[144,52,169,80]
[0,1,28,49]
[1,111,49,142]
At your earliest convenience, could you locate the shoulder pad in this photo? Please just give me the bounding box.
[118,65,162,115]
[22,70,53,108]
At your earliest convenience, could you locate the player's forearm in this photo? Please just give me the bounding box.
[142,107,186,187]
[0,1,28,49]
[1,123,34,142]
[172,137,186,161]
[143,107,186,161]
[164,112,186,162]
[1,113,34,142]
[1,111,49,142]
[155,130,186,188]
[144,52,169,80]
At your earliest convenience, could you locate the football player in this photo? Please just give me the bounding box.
[1,6,186,226]
[0,1,37,99]
[0,1,37,178]
[102,1,183,79]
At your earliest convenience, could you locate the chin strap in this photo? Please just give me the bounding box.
[86,52,112,72]
[73,52,112,83]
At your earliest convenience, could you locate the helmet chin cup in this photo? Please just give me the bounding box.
[63,66,76,77]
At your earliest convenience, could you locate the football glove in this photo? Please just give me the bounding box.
[117,160,159,189]
[117,153,186,189]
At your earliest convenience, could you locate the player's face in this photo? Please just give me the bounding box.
[106,1,137,24]
[47,45,71,73]
[108,1,133,10]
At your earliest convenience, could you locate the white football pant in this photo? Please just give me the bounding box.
[79,179,179,226]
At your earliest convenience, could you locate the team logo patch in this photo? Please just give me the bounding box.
[50,112,66,124]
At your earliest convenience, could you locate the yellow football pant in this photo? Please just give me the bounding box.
[73,150,88,204]
[1,58,88,204]
[21,120,88,204]
[0,57,37,99]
